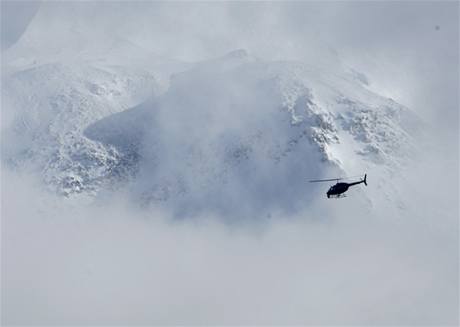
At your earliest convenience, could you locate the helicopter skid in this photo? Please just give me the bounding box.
[328,194,347,199]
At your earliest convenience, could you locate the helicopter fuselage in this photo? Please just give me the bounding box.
[326,179,365,198]
[327,182,349,198]
[310,173,367,199]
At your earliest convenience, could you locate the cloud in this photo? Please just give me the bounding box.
[1,0,40,51]
[2,151,458,325]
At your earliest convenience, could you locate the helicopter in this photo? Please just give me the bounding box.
[309,174,367,198]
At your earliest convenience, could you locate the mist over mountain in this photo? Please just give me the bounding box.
[83,49,421,218]
[2,2,458,325]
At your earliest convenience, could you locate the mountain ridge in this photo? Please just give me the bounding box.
[2,12,421,214]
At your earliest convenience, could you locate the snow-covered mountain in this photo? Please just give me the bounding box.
[2,61,164,195]
[81,49,420,217]
[2,13,190,196]
[2,4,421,215]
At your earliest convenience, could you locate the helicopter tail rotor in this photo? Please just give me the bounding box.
[363,174,367,186]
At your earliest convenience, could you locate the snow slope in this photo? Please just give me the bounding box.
[1,2,421,214]
[84,50,421,217]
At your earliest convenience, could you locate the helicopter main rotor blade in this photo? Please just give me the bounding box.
[309,178,341,183]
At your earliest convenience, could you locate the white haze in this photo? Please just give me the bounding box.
[2,156,458,325]
[1,1,459,325]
